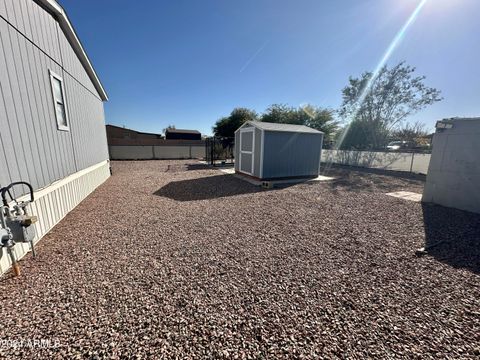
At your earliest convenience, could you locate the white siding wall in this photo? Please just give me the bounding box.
[0,0,63,64]
[0,17,76,191]
[57,25,100,97]
[0,1,110,275]
[0,1,108,190]
[63,72,109,170]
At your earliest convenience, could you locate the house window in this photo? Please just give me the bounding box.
[49,70,69,131]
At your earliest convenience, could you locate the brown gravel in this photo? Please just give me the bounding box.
[0,160,479,359]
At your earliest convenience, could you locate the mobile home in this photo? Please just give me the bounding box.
[0,0,110,274]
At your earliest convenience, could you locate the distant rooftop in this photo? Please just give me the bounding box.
[106,124,162,137]
[165,129,201,134]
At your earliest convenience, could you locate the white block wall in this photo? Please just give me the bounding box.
[109,146,155,160]
[321,150,431,175]
[423,119,480,214]
[108,145,205,160]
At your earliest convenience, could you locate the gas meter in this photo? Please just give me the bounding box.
[0,182,38,276]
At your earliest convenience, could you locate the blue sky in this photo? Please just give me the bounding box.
[62,0,480,135]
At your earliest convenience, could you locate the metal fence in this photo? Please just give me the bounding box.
[109,142,431,175]
[321,149,431,175]
[205,137,234,166]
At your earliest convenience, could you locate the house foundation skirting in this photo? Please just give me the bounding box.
[0,160,111,275]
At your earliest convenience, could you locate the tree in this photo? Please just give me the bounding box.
[338,62,442,149]
[213,108,258,138]
[301,105,339,142]
[390,121,428,143]
[337,120,390,150]
[260,104,339,142]
[261,104,305,125]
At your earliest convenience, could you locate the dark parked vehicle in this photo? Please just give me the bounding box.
[386,140,414,151]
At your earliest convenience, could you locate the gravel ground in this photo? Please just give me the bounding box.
[0,160,479,359]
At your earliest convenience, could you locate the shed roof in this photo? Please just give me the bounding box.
[238,121,323,134]
[440,117,480,122]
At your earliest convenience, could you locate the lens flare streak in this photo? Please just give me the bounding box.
[334,0,429,150]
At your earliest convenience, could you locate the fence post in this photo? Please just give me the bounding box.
[410,152,415,173]
[211,138,214,166]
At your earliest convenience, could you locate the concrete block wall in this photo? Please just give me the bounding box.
[109,145,205,160]
[423,118,480,214]
[322,150,431,175]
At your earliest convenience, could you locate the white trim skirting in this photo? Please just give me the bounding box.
[0,160,111,275]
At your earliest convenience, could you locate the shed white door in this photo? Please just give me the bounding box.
[239,128,254,175]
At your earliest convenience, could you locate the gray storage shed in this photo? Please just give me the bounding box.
[423,118,480,214]
[234,121,324,180]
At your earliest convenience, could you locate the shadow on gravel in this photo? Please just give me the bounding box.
[422,203,480,274]
[186,163,234,171]
[322,163,427,181]
[185,163,212,171]
[162,163,235,172]
[154,174,266,201]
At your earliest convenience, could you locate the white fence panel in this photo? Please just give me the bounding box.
[109,145,205,160]
[191,146,205,158]
[153,146,190,159]
[411,153,431,174]
[109,146,154,160]
[322,150,430,175]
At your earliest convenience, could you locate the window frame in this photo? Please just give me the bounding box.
[49,70,70,132]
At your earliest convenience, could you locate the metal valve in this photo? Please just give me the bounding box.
[0,227,13,248]
[0,182,37,277]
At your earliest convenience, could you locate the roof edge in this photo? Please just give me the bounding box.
[440,117,480,122]
[38,0,108,101]
[235,121,324,134]
[165,129,201,134]
[234,121,255,133]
